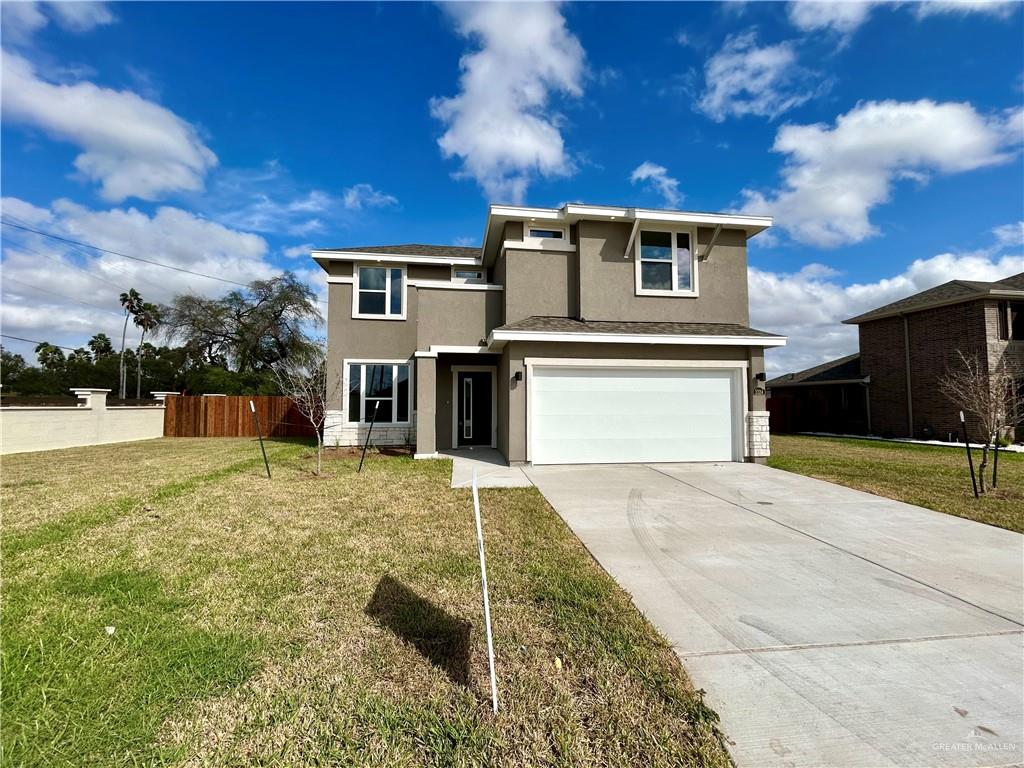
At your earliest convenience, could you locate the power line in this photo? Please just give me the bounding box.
[1,217,328,305]
[1,334,80,352]
[3,275,125,317]
[1,218,250,288]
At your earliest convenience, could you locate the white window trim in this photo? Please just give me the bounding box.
[450,365,498,449]
[523,223,569,248]
[352,265,407,320]
[451,267,486,284]
[634,225,699,298]
[522,359,748,464]
[344,358,414,425]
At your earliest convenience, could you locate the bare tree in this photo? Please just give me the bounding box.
[939,350,1024,493]
[272,340,338,475]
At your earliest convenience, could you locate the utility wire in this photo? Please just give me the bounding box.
[1,218,250,288]
[1,217,328,305]
[3,275,125,316]
[1,334,80,352]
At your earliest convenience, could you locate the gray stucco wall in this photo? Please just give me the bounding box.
[504,248,579,324]
[577,220,750,325]
[417,289,503,348]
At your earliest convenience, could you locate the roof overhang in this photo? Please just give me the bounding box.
[768,377,869,388]
[312,249,481,272]
[843,289,1024,324]
[487,328,787,350]
[482,203,772,265]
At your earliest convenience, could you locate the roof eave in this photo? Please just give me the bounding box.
[844,288,1024,324]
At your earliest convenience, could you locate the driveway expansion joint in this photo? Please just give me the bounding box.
[643,464,1024,629]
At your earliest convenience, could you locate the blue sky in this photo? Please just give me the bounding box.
[1,0,1022,373]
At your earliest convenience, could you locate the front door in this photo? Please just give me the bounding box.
[456,370,492,447]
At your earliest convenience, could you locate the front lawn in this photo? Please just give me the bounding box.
[768,434,1023,533]
[2,438,727,767]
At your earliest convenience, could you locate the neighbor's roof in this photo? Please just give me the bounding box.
[767,353,865,388]
[844,273,1024,324]
[494,316,783,339]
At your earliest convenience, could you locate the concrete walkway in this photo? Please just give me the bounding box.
[524,461,1024,768]
[444,448,532,489]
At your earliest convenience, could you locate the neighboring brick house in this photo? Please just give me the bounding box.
[768,273,1024,440]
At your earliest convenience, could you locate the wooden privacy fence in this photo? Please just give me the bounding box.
[163,395,316,438]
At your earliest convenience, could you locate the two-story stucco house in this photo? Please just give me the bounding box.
[313,203,786,465]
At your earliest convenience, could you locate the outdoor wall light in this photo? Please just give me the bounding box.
[754,372,766,382]
[514,371,523,383]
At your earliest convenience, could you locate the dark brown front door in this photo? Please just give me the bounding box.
[457,370,492,447]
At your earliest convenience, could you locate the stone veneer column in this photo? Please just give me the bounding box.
[747,411,770,461]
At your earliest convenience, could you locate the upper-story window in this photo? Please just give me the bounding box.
[998,300,1024,340]
[354,266,405,319]
[523,224,568,246]
[452,267,486,284]
[634,227,697,296]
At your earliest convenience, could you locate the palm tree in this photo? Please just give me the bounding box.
[87,333,115,360]
[133,302,162,399]
[118,289,142,398]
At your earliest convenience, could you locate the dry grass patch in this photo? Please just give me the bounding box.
[3,439,728,767]
[769,434,1023,532]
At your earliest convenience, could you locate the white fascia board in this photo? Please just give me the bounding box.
[326,276,354,284]
[489,205,562,220]
[633,209,772,231]
[312,250,481,266]
[563,204,630,219]
[501,240,576,254]
[489,329,787,347]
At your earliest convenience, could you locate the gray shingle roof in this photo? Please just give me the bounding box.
[318,244,480,260]
[845,273,1024,324]
[767,354,864,388]
[495,316,782,338]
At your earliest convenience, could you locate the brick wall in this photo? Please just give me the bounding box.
[859,316,909,437]
[859,300,1000,439]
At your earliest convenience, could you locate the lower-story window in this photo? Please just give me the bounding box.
[347,362,411,423]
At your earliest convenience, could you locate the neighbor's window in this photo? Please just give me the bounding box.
[636,228,694,294]
[1011,301,1024,340]
[998,301,1010,340]
[347,363,411,424]
[355,266,404,317]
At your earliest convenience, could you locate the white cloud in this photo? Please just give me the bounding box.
[453,236,478,247]
[629,162,682,207]
[0,196,280,355]
[1,50,216,202]
[787,1,874,37]
[697,30,826,122]
[45,1,115,32]
[741,99,1024,247]
[431,2,585,203]
[753,227,1024,374]
[993,221,1024,248]
[341,183,398,211]
[1,1,114,44]
[914,0,1016,18]
[282,243,314,260]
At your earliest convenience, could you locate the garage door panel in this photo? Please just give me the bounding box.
[530,366,739,464]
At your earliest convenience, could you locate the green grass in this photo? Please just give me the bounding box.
[768,434,1024,533]
[2,438,728,767]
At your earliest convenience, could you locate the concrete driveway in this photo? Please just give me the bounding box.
[523,462,1023,768]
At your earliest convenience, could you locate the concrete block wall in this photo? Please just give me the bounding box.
[0,389,165,455]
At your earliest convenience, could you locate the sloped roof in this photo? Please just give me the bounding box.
[316,244,480,259]
[767,353,864,388]
[845,273,1024,324]
[495,316,782,338]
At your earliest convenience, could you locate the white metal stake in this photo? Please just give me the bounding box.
[472,468,499,714]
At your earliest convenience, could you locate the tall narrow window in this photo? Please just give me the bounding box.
[355,266,405,318]
[635,228,696,295]
[997,301,1010,340]
[346,362,412,424]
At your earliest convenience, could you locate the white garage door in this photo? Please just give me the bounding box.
[530,366,741,465]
